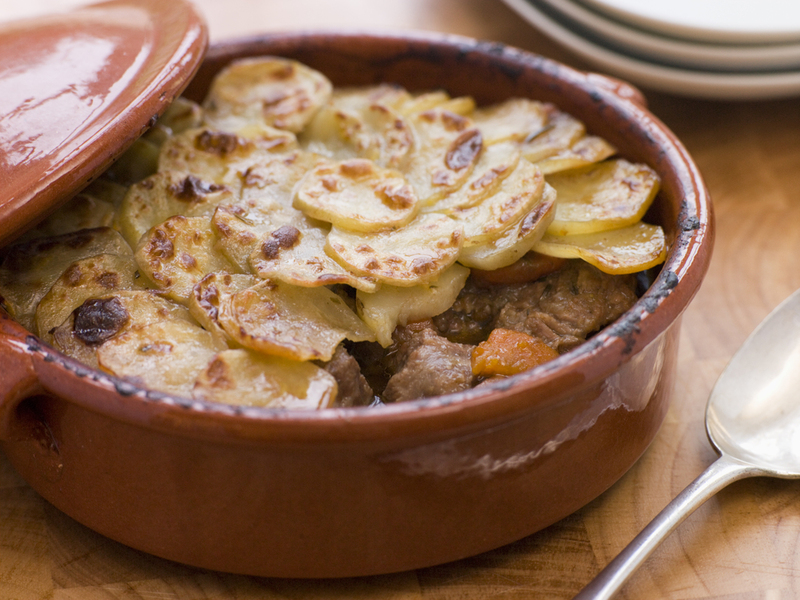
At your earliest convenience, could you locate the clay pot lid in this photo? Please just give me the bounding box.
[0,0,208,246]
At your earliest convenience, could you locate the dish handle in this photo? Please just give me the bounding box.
[586,72,648,109]
[0,311,45,441]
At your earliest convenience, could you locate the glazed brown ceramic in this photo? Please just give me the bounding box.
[0,0,207,246]
[0,32,713,578]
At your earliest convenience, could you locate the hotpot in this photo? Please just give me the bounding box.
[0,12,713,578]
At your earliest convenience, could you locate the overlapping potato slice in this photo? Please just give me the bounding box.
[20,190,116,242]
[97,319,226,396]
[301,85,415,168]
[535,135,616,175]
[187,272,257,344]
[34,253,138,342]
[238,149,326,211]
[135,215,236,302]
[399,91,475,116]
[294,158,419,232]
[448,158,545,247]
[519,108,585,164]
[533,221,666,275]
[0,227,132,331]
[546,158,660,236]
[457,183,557,270]
[51,290,195,370]
[105,138,161,185]
[192,349,338,409]
[424,141,521,213]
[156,96,204,134]
[472,98,549,145]
[118,171,237,247]
[326,212,463,287]
[203,57,333,133]
[357,263,470,347]
[158,126,297,188]
[218,279,375,361]
[247,215,379,291]
[402,109,483,204]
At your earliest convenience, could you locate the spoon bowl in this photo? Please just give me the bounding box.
[577,287,800,599]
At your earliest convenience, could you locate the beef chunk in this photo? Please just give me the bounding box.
[324,345,375,407]
[382,321,475,403]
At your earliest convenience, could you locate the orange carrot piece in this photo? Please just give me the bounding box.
[471,328,559,378]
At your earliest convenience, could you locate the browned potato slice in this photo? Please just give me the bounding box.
[238,149,326,211]
[403,109,483,205]
[356,263,470,347]
[203,57,332,133]
[34,253,138,341]
[424,141,521,213]
[449,158,545,246]
[294,159,419,232]
[519,108,585,164]
[218,280,375,361]
[0,228,132,331]
[546,158,660,236]
[187,272,257,344]
[535,135,617,175]
[193,349,338,409]
[104,137,161,185]
[533,221,667,274]
[135,215,236,302]
[156,96,203,134]
[301,86,414,168]
[457,184,557,270]
[399,91,475,116]
[472,98,549,145]
[118,171,237,247]
[19,192,116,242]
[248,217,379,292]
[158,126,297,188]
[51,290,195,370]
[326,212,463,287]
[97,319,226,396]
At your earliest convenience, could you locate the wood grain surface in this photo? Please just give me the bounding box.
[3,0,800,598]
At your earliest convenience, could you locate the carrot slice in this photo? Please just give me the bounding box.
[471,328,559,378]
[470,251,566,285]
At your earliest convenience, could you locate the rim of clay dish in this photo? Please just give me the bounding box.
[18,31,713,442]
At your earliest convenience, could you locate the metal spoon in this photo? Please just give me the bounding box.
[575,287,800,600]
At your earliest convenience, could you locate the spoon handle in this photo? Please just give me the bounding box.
[574,454,761,600]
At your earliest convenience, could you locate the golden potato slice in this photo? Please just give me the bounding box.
[449,158,545,247]
[535,135,617,175]
[326,212,463,287]
[135,215,236,302]
[533,221,667,274]
[294,159,419,232]
[301,86,415,168]
[0,228,132,331]
[403,109,483,204]
[248,216,379,292]
[424,141,520,213]
[104,137,161,185]
[158,126,297,188]
[203,57,332,133]
[19,192,116,242]
[357,263,470,347]
[34,253,138,341]
[458,183,557,270]
[520,108,585,164]
[399,91,475,116]
[118,171,237,247]
[193,349,338,409]
[97,319,226,397]
[546,158,660,236]
[51,290,194,370]
[472,98,549,145]
[238,149,326,212]
[82,177,129,208]
[187,272,257,344]
[156,96,204,134]
[218,280,375,361]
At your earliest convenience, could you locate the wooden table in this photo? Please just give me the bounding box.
[3,0,800,598]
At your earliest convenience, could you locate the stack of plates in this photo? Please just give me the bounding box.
[501,0,800,99]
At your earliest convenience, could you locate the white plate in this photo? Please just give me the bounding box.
[502,0,800,99]
[577,0,800,44]
[540,0,800,72]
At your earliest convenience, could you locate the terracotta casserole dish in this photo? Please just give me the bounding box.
[0,30,713,577]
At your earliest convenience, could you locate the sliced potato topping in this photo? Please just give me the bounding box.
[294,158,419,232]
[193,349,337,409]
[546,158,660,236]
[97,319,226,396]
[203,56,333,133]
[520,108,585,164]
[187,272,257,344]
[135,215,236,302]
[533,221,667,275]
[218,279,375,361]
[472,98,549,145]
[155,96,204,134]
[357,263,470,347]
[326,212,463,287]
[535,135,617,175]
